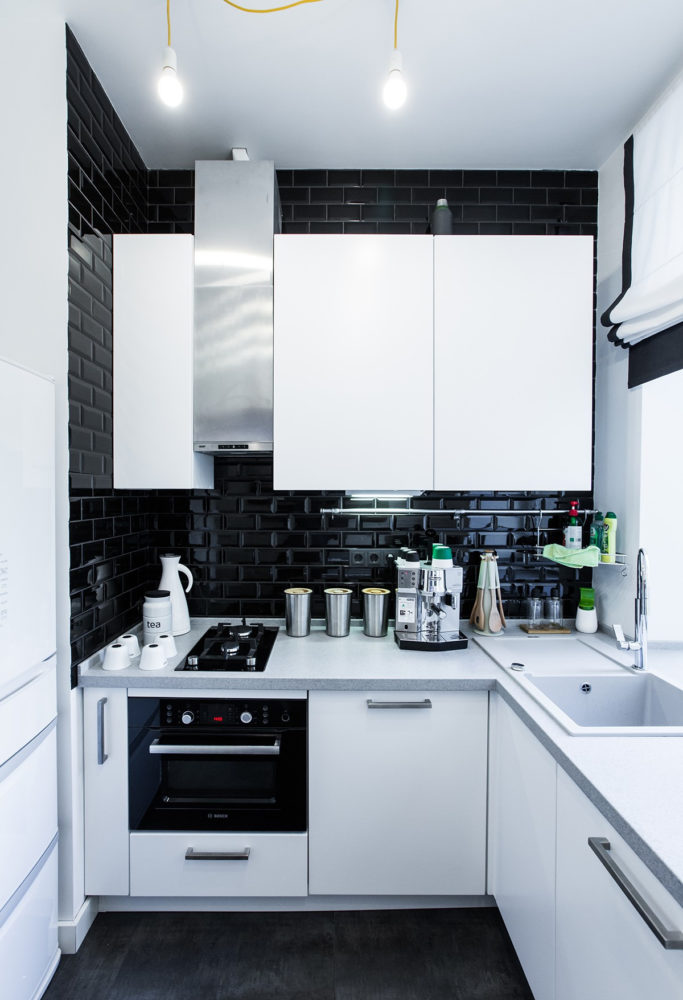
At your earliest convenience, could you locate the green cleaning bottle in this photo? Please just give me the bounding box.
[601,512,617,564]
[589,511,603,549]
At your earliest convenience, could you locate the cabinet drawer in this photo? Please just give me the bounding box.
[0,726,57,909]
[0,841,59,1000]
[130,832,308,897]
[0,663,56,768]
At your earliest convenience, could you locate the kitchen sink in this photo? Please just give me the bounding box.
[517,672,683,736]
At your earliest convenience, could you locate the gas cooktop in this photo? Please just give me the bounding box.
[176,621,279,672]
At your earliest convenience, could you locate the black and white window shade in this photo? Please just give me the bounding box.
[602,74,683,387]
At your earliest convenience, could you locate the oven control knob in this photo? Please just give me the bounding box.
[281,711,290,723]
[240,711,253,725]
[181,710,195,725]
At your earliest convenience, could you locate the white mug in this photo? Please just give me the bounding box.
[102,642,129,671]
[158,634,177,659]
[118,633,141,658]
[139,643,168,671]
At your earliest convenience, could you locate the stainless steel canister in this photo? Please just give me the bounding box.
[284,588,312,637]
[324,588,352,637]
[362,587,390,637]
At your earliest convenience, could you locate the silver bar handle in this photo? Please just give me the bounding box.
[366,699,432,710]
[185,848,250,862]
[588,837,683,950]
[96,697,108,765]
[149,739,280,756]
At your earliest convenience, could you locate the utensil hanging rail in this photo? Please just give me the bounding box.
[319,507,596,517]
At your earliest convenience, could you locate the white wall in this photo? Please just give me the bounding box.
[639,369,683,640]
[0,2,87,943]
[594,69,683,641]
[593,146,642,631]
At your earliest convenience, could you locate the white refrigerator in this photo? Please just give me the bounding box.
[0,358,59,998]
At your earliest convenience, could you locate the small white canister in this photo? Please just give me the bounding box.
[142,590,172,645]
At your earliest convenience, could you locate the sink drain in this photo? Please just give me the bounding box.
[581,683,591,693]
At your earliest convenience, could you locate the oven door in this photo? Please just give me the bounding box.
[130,729,306,832]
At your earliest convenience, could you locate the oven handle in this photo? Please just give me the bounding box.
[148,739,281,756]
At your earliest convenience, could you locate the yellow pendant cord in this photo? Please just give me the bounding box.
[221,0,324,12]
[394,0,399,49]
[167,0,325,46]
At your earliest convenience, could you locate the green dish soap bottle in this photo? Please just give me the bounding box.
[575,587,598,633]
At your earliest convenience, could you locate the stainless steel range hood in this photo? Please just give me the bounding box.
[193,160,280,454]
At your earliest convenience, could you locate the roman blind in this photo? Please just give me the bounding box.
[602,74,683,384]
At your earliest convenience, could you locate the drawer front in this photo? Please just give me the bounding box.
[0,842,59,1000]
[130,832,308,897]
[0,663,56,767]
[0,726,57,909]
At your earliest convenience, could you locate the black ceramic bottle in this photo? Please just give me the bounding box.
[430,198,454,235]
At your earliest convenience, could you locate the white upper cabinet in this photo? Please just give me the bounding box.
[273,235,434,491]
[113,234,213,489]
[434,235,594,491]
[274,234,593,492]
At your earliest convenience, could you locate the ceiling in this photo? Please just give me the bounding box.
[63,0,683,170]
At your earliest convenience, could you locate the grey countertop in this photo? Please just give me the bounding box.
[79,619,683,908]
[79,618,497,690]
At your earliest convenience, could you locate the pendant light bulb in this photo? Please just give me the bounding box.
[383,50,407,110]
[158,46,183,107]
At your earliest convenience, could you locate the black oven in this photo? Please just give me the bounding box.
[128,696,307,832]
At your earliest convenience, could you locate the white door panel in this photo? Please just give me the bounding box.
[434,236,593,491]
[274,235,434,490]
[0,359,55,689]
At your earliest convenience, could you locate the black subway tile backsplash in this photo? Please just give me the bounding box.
[65,26,597,684]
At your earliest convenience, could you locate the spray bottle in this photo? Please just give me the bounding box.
[563,500,582,550]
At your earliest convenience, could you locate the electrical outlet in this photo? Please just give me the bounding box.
[348,549,401,569]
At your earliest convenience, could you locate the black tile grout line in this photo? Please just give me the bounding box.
[65,26,597,680]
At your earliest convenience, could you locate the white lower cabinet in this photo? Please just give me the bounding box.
[556,768,683,1000]
[130,833,308,897]
[308,690,488,895]
[488,696,557,1000]
[83,688,130,895]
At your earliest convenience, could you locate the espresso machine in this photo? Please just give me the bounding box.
[394,546,468,650]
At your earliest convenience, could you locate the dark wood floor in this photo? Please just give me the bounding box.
[44,907,533,1000]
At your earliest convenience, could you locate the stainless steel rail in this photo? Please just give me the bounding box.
[366,699,432,710]
[96,697,108,765]
[185,848,251,862]
[319,507,596,517]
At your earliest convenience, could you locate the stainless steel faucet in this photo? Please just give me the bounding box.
[613,548,648,670]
